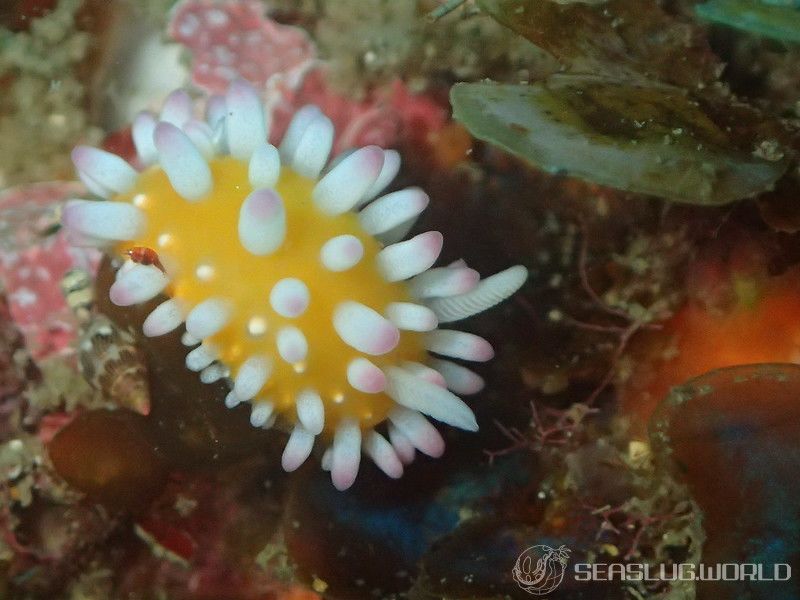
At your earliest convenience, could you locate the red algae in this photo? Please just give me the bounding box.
[0,0,58,32]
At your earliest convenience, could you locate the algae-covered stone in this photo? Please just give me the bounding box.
[477,0,723,90]
[451,75,787,205]
[650,363,800,600]
[0,0,102,185]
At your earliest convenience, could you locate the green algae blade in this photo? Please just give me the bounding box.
[696,0,800,44]
[451,76,787,205]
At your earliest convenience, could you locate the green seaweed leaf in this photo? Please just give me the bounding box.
[696,0,800,44]
[451,76,787,205]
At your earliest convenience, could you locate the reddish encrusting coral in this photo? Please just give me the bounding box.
[620,234,800,427]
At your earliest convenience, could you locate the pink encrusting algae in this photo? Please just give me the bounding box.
[61,79,528,490]
[268,72,449,155]
[167,0,448,155]
[0,182,101,359]
[168,0,316,95]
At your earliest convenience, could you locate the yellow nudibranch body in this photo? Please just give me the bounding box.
[62,80,527,490]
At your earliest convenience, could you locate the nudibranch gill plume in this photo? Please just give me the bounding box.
[61,80,527,490]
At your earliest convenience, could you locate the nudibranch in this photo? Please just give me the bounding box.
[61,80,527,490]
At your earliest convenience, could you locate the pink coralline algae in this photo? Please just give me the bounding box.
[269,71,448,155]
[167,0,448,154]
[0,182,100,359]
[168,0,316,95]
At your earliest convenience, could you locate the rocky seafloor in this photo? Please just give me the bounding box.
[1,1,800,599]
